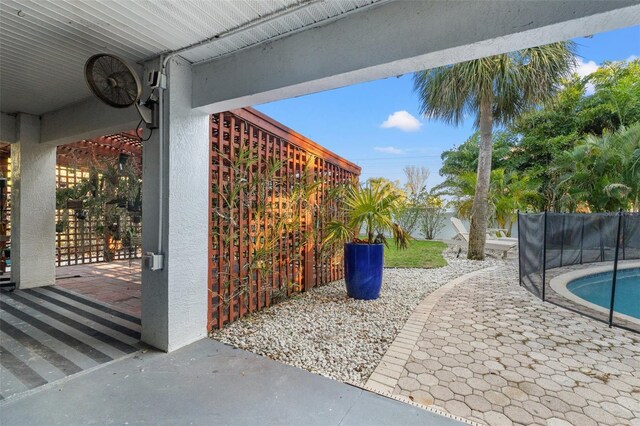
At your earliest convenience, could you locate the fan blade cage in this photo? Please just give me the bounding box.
[85,54,142,109]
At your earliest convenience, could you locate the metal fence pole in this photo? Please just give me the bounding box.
[517,210,522,287]
[621,213,626,261]
[608,210,623,327]
[542,211,548,302]
[559,214,565,267]
[600,215,605,262]
[579,215,584,264]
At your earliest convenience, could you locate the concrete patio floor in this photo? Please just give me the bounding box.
[56,260,141,317]
[0,285,141,399]
[367,261,640,426]
[0,338,462,426]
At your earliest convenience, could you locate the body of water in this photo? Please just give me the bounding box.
[567,268,640,319]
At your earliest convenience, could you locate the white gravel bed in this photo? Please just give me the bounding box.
[211,250,502,386]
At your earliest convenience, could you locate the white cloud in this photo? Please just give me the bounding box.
[574,57,599,78]
[374,146,405,155]
[573,57,599,95]
[574,55,638,95]
[380,110,422,132]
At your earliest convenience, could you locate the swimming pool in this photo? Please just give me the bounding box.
[567,268,640,319]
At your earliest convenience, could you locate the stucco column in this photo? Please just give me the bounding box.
[141,58,209,352]
[11,113,56,289]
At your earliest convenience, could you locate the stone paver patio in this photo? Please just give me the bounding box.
[366,261,640,426]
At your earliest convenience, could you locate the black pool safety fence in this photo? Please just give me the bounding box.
[518,211,640,334]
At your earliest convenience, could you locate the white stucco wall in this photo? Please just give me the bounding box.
[141,58,209,352]
[11,114,56,288]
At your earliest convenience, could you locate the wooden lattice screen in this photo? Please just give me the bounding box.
[55,165,142,266]
[209,107,360,330]
[0,151,10,275]
[1,135,143,269]
[55,135,143,266]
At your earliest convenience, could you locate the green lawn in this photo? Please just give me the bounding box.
[384,239,448,268]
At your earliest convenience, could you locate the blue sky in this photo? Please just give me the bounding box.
[255,26,640,189]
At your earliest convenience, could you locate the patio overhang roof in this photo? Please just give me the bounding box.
[0,0,388,116]
[1,0,639,146]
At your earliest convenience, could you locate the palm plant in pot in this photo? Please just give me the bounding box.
[324,180,410,300]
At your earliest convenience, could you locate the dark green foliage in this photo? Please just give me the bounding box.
[438,59,640,213]
[439,130,517,178]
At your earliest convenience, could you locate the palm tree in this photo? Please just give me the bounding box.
[414,42,575,259]
[554,123,640,212]
[490,169,539,235]
[438,169,538,236]
[615,124,640,212]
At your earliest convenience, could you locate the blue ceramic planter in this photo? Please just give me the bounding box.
[344,242,384,300]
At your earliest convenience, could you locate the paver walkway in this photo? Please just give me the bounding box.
[0,338,461,425]
[56,260,141,317]
[366,261,640,426]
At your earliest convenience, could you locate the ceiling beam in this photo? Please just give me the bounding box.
[192,0,640,114]
[40,97,139,146]
[1,113,17,143]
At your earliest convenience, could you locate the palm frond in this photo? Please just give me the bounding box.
[322,180,411,250]
[413,41,575,128]
[322,220,352,246]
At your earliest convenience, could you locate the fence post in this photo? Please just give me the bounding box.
[517,210,522,287]
[559,214,565,267]
[621,213,626,261]
[599,215,604,261]
[579,215,584,264]
[542,210,547,302]
[608,209,623,327]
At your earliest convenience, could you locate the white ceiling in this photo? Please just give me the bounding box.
[0,0,383,115]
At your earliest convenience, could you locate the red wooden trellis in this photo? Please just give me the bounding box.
[0,134,143,269]
[54,165,142,266]
[0,152,10,275]
[55,136,143,266]
[208,107,360,330]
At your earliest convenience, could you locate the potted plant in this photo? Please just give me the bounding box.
[55,220,66,233]
[324,180,410,300]
[66,199,84,210]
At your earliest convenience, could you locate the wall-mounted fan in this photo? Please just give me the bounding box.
[85,53,158,129]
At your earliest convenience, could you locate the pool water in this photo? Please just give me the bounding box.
[567,268,640,319]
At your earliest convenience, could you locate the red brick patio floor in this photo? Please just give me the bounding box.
[56,259,141,317]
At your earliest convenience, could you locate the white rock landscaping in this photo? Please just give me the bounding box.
[211,250,500,385]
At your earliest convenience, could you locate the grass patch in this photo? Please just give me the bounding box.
[384,239,448,268]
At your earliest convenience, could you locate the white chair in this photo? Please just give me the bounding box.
[450,217,517,258]
[486,227,518,243]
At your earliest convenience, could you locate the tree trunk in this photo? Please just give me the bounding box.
[468,96,493,260]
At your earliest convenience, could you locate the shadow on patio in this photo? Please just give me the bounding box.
[56,260,141,318]
[0,263,141,400]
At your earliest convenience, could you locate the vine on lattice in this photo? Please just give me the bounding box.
[55,154,142,266]
[209,110,359,329]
